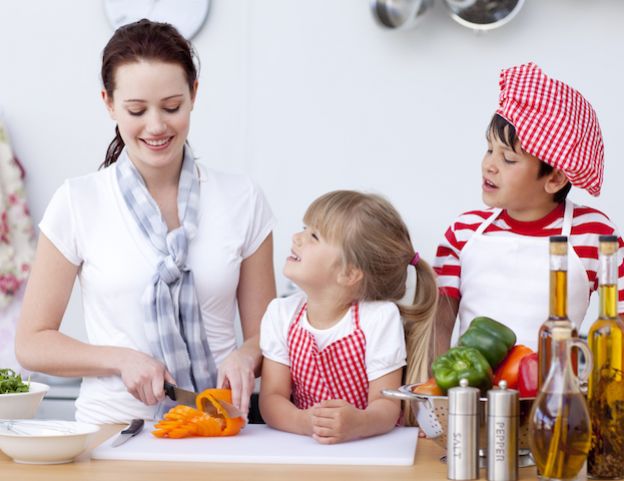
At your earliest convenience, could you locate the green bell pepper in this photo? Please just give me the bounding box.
[458,316,516,369]
[431,346,493,395]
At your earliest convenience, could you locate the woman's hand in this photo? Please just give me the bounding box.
[117,348,175,406]
[217,348,256,415]
[310,399,364,444]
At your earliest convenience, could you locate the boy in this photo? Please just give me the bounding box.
[434,63,624,353]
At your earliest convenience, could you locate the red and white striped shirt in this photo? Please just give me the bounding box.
[433,201,624,315]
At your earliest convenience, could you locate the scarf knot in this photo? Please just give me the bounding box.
[157,229,188,285]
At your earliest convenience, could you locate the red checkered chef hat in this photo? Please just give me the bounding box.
[496,62,604,196]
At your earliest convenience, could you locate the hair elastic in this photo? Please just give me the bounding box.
[410,252,420,266]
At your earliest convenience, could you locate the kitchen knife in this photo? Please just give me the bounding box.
[111,418,144,447]
[163,381,244,419]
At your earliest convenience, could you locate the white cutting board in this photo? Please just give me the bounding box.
[92,423,418,465]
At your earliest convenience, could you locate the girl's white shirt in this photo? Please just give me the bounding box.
[39,163,275,424]
[260,291,407,382]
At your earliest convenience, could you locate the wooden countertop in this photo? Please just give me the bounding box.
[0,424,539,480]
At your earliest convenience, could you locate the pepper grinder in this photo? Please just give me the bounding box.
[487,380,518,481]
[448,378,480,480]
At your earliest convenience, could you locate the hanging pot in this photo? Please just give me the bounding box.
[444,0,525,31]
[370,0,434,29]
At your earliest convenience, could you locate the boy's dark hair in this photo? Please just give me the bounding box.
[487,114,571,203]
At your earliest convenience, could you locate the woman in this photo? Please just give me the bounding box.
[15,19,276,424]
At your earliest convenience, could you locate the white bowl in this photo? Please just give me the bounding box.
[0,382,49,419]
[0,420,100,464]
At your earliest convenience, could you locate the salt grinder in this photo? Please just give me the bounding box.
[487,380,518,481]
[447,378,480,480]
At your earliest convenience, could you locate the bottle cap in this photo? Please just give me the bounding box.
[549,236,568,256]
[599,236,618,255]
[487,380,519,417]
[549,235,568,243]
[448,378,480,415]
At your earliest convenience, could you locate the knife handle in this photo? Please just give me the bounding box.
[163,381,177,401]
[120,418,145,435]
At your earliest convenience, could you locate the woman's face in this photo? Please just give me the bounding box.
[103,60,196,175]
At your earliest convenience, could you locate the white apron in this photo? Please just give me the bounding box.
[457,200,589,350]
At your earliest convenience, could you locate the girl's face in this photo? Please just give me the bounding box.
[103,60,197,176]
[283,226,344,294]
[481,133,554,221]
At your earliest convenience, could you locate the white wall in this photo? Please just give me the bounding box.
[1,0,622,340]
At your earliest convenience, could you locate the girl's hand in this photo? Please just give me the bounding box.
[217,348,256,415]
[310,399,364,444]
[117,348,175,406]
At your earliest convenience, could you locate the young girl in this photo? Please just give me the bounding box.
[259,190,438,444]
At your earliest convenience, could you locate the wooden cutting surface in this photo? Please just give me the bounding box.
[0,424,540,480]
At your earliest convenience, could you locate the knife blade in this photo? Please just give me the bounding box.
[163,381,244,419]
[111,418,144,447]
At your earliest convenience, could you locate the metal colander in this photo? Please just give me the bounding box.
[382,383,535,450]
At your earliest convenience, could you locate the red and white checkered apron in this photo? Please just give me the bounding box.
[496,62,604,196]
[287,302,369,410]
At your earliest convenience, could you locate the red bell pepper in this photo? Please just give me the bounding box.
[517,352,538,398]
[492,345,533,390]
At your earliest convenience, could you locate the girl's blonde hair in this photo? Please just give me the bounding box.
[303,191,438,425]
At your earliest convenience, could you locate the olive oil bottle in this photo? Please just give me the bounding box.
[587,235,624,479]
[538,236,578,389]
[529,330,592,480]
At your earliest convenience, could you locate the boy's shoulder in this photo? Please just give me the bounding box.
[572,203,613,221]
[570,202,620,234]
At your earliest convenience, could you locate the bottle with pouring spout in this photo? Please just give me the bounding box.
[528,328,592,480]
[587,235,624,479]
[537,236,578,389]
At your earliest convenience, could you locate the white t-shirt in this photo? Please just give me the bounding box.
[260,292,407,382]
[39,163,275,424]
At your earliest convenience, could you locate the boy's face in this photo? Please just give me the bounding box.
[481,131,555,221]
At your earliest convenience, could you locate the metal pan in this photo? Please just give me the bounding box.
[370,0,434,29]
[444,0,525,31]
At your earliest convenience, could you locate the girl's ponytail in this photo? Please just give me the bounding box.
[399,257,438,426]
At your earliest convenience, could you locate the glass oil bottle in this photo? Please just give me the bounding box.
[538,236,578,389]
[587,235,624,479]
[529,329,593,481]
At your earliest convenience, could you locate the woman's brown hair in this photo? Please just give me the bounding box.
[100,19,199,168]
[303,190,438,425]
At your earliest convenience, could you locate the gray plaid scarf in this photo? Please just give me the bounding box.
[116,148,217,393]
